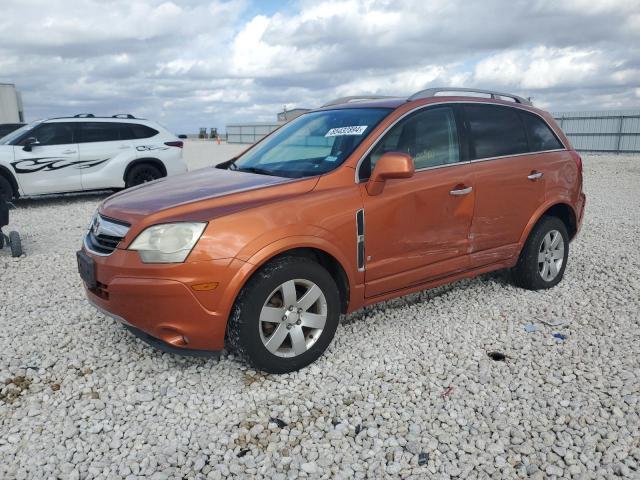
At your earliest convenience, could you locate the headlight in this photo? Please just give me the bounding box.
[128,222,207,263]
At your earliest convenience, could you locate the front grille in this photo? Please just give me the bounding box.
[86,231,122,254]
[84,214,130,256]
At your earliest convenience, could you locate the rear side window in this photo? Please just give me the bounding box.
[464,105,528,159]
[120,123,158,140]
[521,112,563,151]
[77,122,121,143]
[28,123,74,145]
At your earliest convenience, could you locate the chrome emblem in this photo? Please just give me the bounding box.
[92,215,102,235]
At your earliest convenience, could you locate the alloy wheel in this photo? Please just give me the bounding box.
[538,229,565,281]
[258,279,327,358]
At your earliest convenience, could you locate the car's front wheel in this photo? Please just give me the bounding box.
[512,215,569,290]
[0,175,13,202]
[227,256,340,373]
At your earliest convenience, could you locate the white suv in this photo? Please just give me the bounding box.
[0,114,187,200]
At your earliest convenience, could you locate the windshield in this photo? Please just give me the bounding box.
[230,108,391,178]
[0,121,41,145]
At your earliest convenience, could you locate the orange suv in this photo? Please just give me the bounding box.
[78,87,586,373]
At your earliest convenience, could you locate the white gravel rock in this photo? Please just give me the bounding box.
[1,154,639,478]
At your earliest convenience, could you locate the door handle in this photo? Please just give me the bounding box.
[527,171,544,180]
[449,186,473,196]
[118,145,130,150]
[61,150,76,154]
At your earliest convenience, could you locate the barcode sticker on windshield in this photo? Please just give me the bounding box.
[325,125,368,137]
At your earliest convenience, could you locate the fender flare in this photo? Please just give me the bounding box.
[518,198,578,246]
[217,235,358,322]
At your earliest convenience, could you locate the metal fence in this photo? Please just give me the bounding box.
[225,110,640,152]
[226,122,282,144]
[552,110,640,153]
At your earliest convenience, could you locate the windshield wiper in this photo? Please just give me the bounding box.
[237,166,280,176]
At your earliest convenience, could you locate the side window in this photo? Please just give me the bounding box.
[465,105,528,159]
[363,106,460,178]
[28,123,74,146]
[77,122,121,143]
[521,112,563,151]
[120,123,158,140]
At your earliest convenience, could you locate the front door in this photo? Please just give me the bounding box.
[11,122,81,195]
[359,105,474,298]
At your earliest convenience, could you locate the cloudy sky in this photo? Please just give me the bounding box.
[2,0,639,133]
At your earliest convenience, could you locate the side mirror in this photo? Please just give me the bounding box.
[366,152,415,196]
[22,137,40,152]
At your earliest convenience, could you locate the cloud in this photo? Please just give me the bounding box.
[0,0,638,132]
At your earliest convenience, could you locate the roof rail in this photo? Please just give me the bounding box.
[408,87,532,106]
[112,114,136,119]
[73,113,95,118]
[322,95,397,107]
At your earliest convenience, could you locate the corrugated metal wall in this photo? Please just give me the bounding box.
[226,110,640,152]
[552,110,640,153]
[226,123,282,144]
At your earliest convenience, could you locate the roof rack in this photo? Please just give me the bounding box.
[73,113,95,118]
[112,114,136,119]
[408,87,532,106]
[322,95,397,107]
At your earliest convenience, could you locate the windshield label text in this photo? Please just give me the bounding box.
[325,125,368,137]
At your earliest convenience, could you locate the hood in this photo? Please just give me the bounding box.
[100,166,318,225]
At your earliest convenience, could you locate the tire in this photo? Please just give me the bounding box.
[0,175,13,202]
[125,163,163,188]
[9,231,22,257]
[227,256,341,373]
[512,216,569,290]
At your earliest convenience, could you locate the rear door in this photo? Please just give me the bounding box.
[463,104,547,267]
[76,122,131,190]
[360,105,475,297]
[11,122,81,195]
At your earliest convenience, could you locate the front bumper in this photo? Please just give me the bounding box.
[80,246,249,352]
[88,298,218,356]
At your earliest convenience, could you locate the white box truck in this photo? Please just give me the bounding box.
[0,84,24,124]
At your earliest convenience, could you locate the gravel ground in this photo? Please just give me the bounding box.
[1,154,639,479]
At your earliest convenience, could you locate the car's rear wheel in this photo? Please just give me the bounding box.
[512,216,569,290]
[0,175,14,201]
[125,163,163,188]
[227,256,340,373]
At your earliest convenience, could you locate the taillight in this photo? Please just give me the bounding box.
[164,141,183,148]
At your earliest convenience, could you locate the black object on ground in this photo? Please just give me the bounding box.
[418,452,429,466]
[487,351,506,361]
[0,201,22,257]
[269,417,287,428]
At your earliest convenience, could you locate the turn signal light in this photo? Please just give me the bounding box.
[191,282,219,291]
